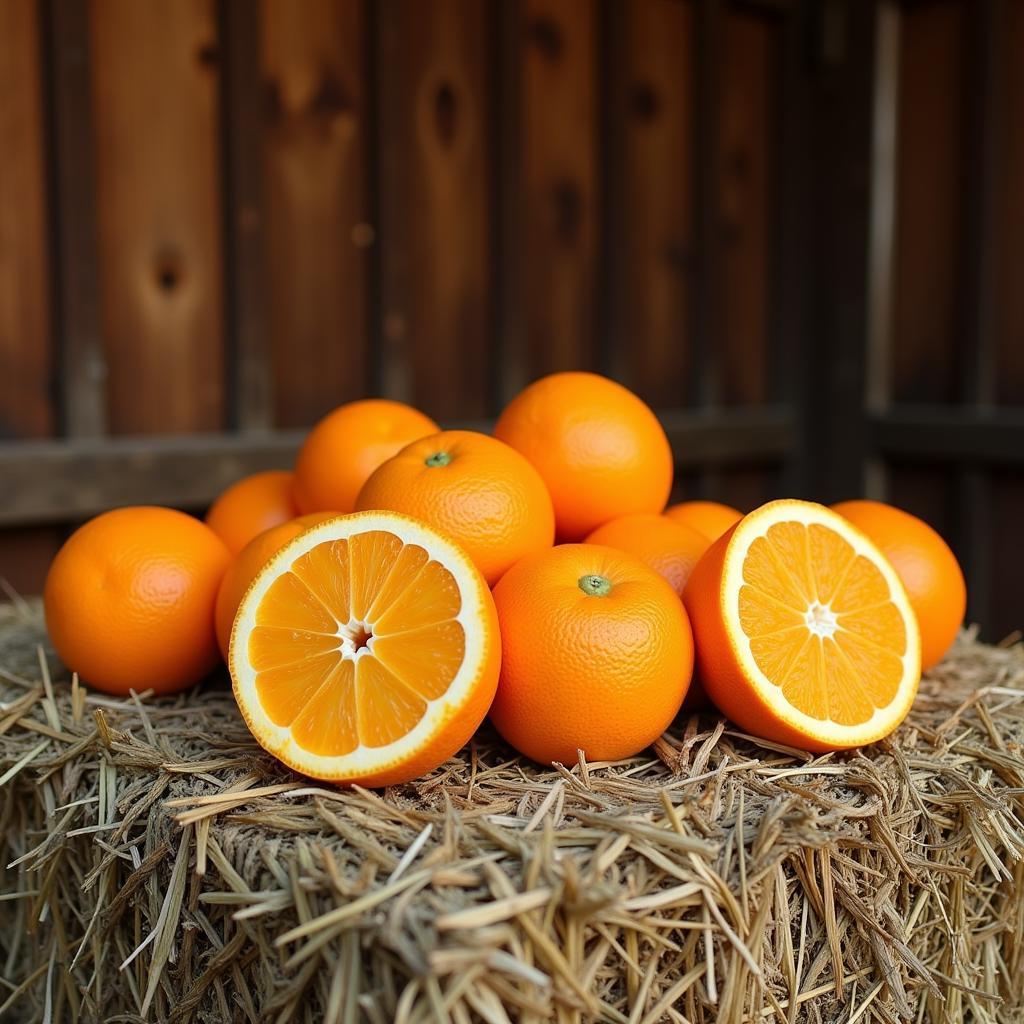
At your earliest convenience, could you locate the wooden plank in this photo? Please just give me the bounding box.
[715,9,777,407]
[47,0,107,438]
[869,407,1024,464]
[991,473,1024,641]
[375,0,493,421]
[0,0,53,442]
[890,0,968,403]
[0,408,796,526]
[0,0,61,596]
[90,0,225,434]
[609,0,695,408]
[223,0,271,430]
[995,0,1024,405]
[261,0,371,428]
[521,0,600,376]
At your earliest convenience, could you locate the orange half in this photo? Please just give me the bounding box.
[229,511,500,785]
[683,500,921,751]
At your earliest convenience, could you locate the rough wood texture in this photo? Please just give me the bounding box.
[90,0,225,434]
[376,0,493,420]
[521,0,600,376]
[1,603,1022,1021]
[262,0,371,428]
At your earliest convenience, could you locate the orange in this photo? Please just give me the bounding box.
[215,513,337,659]
[585,513,708,596]
[494,372,673,541]
[44,507,230,695]
[490,544,693,765]
[355,430,555,586]
[683,499,921,751]
[664,501,743,548]
[205,470,299,555]
[229,511,500,786]
[832,500,966,670]
[292,399,439,514]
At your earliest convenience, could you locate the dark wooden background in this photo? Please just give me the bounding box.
[1,0,1023,640]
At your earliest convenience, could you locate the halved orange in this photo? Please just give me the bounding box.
[683,499,921,751]
[229,511,500,785]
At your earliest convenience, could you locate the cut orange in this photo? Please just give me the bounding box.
[229,511,500,785]
[683,499,921,751]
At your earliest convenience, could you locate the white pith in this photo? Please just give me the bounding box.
[229,512,491,779]
[722,500,921,745]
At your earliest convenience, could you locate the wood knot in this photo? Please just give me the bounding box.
[434,81,458,147]
[526,17,563,59]
[154,251,183,293]
[630,81,660,122]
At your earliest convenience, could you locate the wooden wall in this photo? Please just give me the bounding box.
[1,0,1023,640]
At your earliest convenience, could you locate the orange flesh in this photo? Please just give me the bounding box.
[248,530,465,756]
[738,522,907,726]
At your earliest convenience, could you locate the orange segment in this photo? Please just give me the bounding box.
[372,620,466,700]
[355,657,427,747]
[683,499,921,752]
[229,511,500,786]
[290,660,358,756]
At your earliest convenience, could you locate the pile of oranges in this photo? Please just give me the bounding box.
[43,372,967,786]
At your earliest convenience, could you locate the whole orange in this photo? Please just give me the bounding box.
[493,372,674,541]
[205,470,299,554]
[490,544,693,765]
[44,507,230,695]
[293,399,439,514]
[214,512,336,659]
[584,513,708,596]
[355,430,554,585]
[832,499,966,670]
[664,501,743,548]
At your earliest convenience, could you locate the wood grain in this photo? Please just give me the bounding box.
[521,0,599,376]
[0,0,59,596]
[715,10,777,407]
[0,0,53,441]
[261,0,371,428]
[891,0,968,404]
[90,0,225,434]
[613,0,695,409]
[996,1,1024,405]
[376,0,493,421]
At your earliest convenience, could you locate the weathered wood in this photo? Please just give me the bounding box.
[0,408,795,526]
[521,0,600,375]
[0,0,54,442]
[374,0,493,421]
[890,0,968,404]
[608,0,695,407]
[261,0,370,428]
[869,407,1024,464]
[90,0,225,434]
[222,0,271,430]
[46,0,106,438]
[0,0,61,595]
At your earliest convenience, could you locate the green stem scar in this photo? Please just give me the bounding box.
[425,451,452,467]
[578,574,612,597]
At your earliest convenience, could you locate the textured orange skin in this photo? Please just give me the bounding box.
[293,399,438,514]
[585,513,709,596]
[355,431,555,586]
[494,372,674,541]
[664,501,743,548]
[44,507,230,695]
[214,513,336,659]
[230,510,502,788]
[490,544,694,765]
[205,471,299,555]
[832,500,966,670]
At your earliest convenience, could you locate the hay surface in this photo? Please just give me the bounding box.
[1,600,1023,1024]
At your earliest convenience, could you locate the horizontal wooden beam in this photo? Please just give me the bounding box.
[0,408,795,527]
[869,407,1024,464]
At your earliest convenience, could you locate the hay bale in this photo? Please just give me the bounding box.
[1,599,1022,1024]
